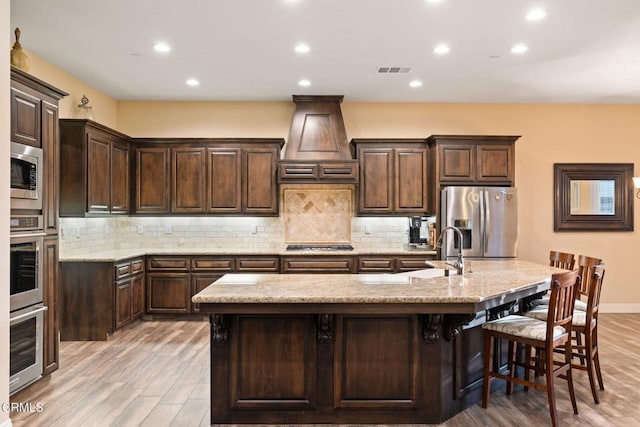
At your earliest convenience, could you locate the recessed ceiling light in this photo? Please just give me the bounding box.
[433,44,450,55]
[298,79,311,87]
[409,80,423,88]
[294,43,310,54]
[153,42,171,53]
[526,9,547,21]
[511,44,528,54]
[186,78,200,87]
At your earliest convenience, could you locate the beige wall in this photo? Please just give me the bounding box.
[25,52,118,128]
[117,101,640,308]
[2,0,11,420]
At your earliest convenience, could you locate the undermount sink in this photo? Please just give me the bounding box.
[396,268,458,278]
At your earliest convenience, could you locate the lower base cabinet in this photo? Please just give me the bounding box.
[60,257,144,341]
[146,273,191,314]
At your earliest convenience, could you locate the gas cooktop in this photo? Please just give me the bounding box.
[286,244,354,251]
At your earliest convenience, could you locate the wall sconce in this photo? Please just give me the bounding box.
[633,177,640,199]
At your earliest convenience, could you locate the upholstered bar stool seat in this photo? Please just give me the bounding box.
[526,307,589,325]
[531,296,588,311]
[483,315,567,340]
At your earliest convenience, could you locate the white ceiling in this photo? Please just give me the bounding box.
[10,0,640,103]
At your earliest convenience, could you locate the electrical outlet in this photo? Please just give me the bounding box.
[251,225,258,234]
[364,225,371,234]
[165,224,172,234]
[136,224,144,234]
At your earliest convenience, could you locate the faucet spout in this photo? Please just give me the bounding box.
[436,226,465,275]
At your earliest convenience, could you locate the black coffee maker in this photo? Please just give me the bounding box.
[408,216,432,246]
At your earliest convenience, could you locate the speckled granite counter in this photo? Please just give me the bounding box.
[193,259,560,308]
[60,246,436,262]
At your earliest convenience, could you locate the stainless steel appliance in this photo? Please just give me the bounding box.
[10,233,44,312]
[11,141,43,210]
[10,304,47,395]
[440,186,518,259]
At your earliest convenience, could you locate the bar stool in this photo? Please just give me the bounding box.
[549,250,576,270]
[482,269,580,427]
[527,264,606,404]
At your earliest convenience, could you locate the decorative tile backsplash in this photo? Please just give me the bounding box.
[282,184,353,244]
[59,186,410,257]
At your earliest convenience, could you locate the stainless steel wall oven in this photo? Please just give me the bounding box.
[10,233,44,312]
[9,304,47,395]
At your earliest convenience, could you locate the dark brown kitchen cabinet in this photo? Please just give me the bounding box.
[145,256,191,314]
[357,255,435,273]
[10,82,41,147]
[135,146,171,214]
[243,146,279,214]
[352,139,429,215]
[42,101,60,234]
[281,256,355,273]
[60,256,144,341]
[427,135,518,185]
[42,237,59,375]
[172,147,206,213]
[207,147,242,213]
[191,274,223,313]
[59,119,130,216]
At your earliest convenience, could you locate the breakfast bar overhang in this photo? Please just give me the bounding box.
[193,260,563,424]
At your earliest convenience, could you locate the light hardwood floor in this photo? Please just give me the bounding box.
[9,314,640,426]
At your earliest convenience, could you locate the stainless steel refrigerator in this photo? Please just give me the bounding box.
[440,186,518,259]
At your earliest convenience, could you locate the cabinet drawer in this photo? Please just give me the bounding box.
[114,262,131,280]
[282,257,354,273]
[358,258,395,273]
[279,163,318,180]
[146,256,190,271]
[319,162,358,180]
[131,258,144,275]
[397,257,434,272]
[236,257,280,272]
[191,257,234,272]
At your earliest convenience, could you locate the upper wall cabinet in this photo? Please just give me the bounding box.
[351,139,429,216]
[133,139,283,216]
[427,135,519,186]
[60,119,130,216]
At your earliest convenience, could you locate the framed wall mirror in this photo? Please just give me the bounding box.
[554,163,634,231]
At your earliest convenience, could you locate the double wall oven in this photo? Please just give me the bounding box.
[10,141,47,395]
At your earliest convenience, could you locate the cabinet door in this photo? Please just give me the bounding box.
[207,148,242,213]
[243,147,278,214]
[131,274,144,320]
[135,147,170,213]
[394,148,428,213]
[86,132,112,214]
[10,85,41,147]
[42,238,59,375]
[146,273,191,314]
[115,279,132,329]
[476,144,513,183]
[358,148,393,214]
[438,144,475,182]
[111,140,130,214]
[191,274,223,313]
[172,147,206,213]
[42,101,59,234]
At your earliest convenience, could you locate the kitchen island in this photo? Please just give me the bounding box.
[193,260,562,424]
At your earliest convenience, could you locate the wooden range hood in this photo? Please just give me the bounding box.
[279,95,358,183]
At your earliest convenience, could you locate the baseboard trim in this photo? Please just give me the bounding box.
[600,303,640,313]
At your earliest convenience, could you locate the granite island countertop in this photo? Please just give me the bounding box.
[60,245,437,262]
[192,259,564,306]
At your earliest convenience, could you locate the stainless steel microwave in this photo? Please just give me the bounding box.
[11,141,43,211]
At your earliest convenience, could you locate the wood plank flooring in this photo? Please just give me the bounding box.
[9,314,640,426]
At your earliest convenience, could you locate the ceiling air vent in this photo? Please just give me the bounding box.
[377,67,411,74]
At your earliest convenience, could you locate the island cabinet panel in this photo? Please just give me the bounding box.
[230,316,316,410]
[207,148,242,213]
[334,315,419,408]
[171,147,206,213]
[135,146,171,214]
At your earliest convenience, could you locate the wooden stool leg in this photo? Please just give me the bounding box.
[593,328,605,391]
[575,331,585,366]
[565,341,579,415]
[507,340,516,395]
[584,332,600,404]
[524,344,531,392]
[482,333,493,408]
[545,346,559,427]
